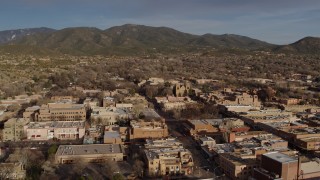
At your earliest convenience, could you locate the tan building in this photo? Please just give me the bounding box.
[144,138,194,176]
[38,102,86,121]
[91,107,132,125]
[51,96,78,103]
[55,144,124,164]
[219,92,261,107]
[219,153,258,180]
[129,119,168,140]
[3,118,29,142]
[24,121,85,141]
[280,98,302,105]
[102,97,115,107]
[295,137,320,151]
[22,105,40,121]
[104,125,128,144]
[174,82,191,97]
[185,119,222,137]
[240,109,295,125]
[83,98,100,109]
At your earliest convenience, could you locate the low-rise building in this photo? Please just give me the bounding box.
[253,152,298,180]
[219,153,258,180]
[185,119,222,136]
[104,131,122,144]
[3,118,29,142]
[24,121,85,141]
[38,102,86,121]
[144,138,194,176]
[91,107,132,125]
[198,136,216,149]
[55,144,124,164]
[22,105,40,121]
[83,98,100,110]
[129,119,168,140]
[103,97,115,107]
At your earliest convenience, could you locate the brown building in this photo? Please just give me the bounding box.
[219,153,258,180]
[129,119,168,140]
[185,119,222,137]
[55,144,124,164]
[38,103,86,121]
[295,137,320,151]
[253,152,298,180]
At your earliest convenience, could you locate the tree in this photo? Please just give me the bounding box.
[113,173,125,180]
[102,159,120,178]
[132,159,144,177]
[47,144,58,160]
[72,158,87,176]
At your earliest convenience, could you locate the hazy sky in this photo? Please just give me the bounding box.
[1,0,319,44]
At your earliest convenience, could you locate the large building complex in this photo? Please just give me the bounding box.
[55,144,124,164]
[24,121,85,141]
[90,106,132,125]
[129,119,168,140]
[38,102,86,121]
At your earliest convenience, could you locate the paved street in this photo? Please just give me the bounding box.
[166,121,221,179]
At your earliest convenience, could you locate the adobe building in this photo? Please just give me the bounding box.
[91,106,132,125]
[102,97,115,107]
[24,121,85,141]
[144,138,194,176]
[23,105,40,121]
[55,144,124,164]
[104,125,128,143]
[3,118,30,142]
[51,96,78,103]
[37,103,86,121]
[185,119,222,137]
[129,119,168,140]
[173,82,191,97]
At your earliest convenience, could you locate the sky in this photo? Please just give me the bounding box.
[0,0,319,44]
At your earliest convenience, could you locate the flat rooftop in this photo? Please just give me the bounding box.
[141,108,161,120]
[263,151,297,163]
[56,144,123,156]
[145,138,183,148]
[27,121,85,129]
[301,160,320,174]
[104,131,120,139]
[188,119,223,126]
[25,106,40,111]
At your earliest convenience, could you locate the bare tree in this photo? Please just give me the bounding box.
[132,159,144,177]
[0,165,13,180]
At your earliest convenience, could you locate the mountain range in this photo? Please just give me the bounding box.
[0,24,319,55]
